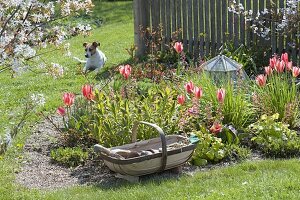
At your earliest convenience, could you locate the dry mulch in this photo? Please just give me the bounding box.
[15,116,261,190]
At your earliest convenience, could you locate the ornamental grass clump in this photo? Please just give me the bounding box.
[254,53,300,127]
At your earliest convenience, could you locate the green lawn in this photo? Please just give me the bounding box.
[1,1,300,199]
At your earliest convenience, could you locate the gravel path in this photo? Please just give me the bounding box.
[15,116,199,190]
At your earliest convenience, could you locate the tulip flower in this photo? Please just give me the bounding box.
[184,81,194,94]
[210,123,222,135]
[216,88,225,103]
[281,52,289,64]
[57,106,66,116]
[292,67,300,78]
[177,95,185,105]
[63,92,75,106]
[265,66,273,76]
[174,42,183,54]
[82,84,94,100]
[275,60,285,73]
[119,64,132,79]
[269,57,277,69]
[286,61,293,71]
[193,86,203,99]
[256,74,267,87]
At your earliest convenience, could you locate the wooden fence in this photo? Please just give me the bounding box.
[133,0,300,64]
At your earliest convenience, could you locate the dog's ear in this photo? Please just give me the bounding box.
[83,42,88,47]
[92,41,100,48]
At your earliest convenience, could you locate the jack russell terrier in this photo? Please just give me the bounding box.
[74,41,107,73]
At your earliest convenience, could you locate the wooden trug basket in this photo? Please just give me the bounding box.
[94,121,196,178]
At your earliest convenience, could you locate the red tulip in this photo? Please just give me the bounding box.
[82,84,94,100]
[265,66,273,76]
[193,86,203,99]
[63,93,75,106]
[281,52,289,64]
[275,60,285,73]
[119,64,132,79]
[269,57,277,69]
[177,95,185,105]
[174,42,183,54]
[184,81,194,94]
[286,61,293,71]
[210,123,222,135]
[256,74,267,87]
[216,88,225,103]
[292,67,300,78]
[57,106,66,116]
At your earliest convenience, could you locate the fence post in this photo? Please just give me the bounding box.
[134,0,150,57]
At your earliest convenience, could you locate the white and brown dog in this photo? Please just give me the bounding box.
[74,41,107,73]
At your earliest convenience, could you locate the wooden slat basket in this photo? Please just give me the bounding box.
[94,121,197,177]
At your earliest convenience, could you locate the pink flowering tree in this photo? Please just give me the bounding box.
[0,0,94,76]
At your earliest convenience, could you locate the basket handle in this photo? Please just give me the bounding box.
[132,121,167,172]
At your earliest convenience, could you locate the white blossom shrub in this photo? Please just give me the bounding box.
[0,0,94,76]
[229,0,300,46]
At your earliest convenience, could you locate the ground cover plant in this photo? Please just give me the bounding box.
[1,1,300,200]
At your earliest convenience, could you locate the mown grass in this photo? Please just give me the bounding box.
[1,1,300,200]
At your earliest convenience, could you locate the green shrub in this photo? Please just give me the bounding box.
[191,128,227,166]
[50,147,89,167]
[249,113,300,158]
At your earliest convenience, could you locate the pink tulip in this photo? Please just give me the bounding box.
[292,67,300,78]
[82,84,94,100]
[265,66,273,76]
[256,74,267,87]
[281,52,289,64]
[269,57,277,69]
[177,95,185,105]
[119,64,132,79]
[57,106,66,116]
[210,123,222,135]
[193,87,203,99]
[216,88,225,103]
[174,42,183,54]
[275,60,285,73]
[286,61,293,71]
[184,81,194,94]
[63,93,75,106]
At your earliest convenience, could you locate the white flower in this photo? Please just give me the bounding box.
[30,93,46,107]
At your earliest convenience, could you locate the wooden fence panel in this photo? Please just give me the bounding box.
[188,0,193,53]
[240,0,245,45]
[176,0,182,40]
[160,0,166,50]
[216,0,221,51]
[204,0,210,56]
[245,0,252,47]
[193,0,199,59]
[277,0,284,54]
[134,0,299,63]
[182,0,188,49]
[199,0,204,57]
[222,0,228,43]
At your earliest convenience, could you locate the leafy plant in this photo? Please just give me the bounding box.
[92,85,181,147]
[50,147,89,167]
[191,128,227,166]
[248,113,300,158]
